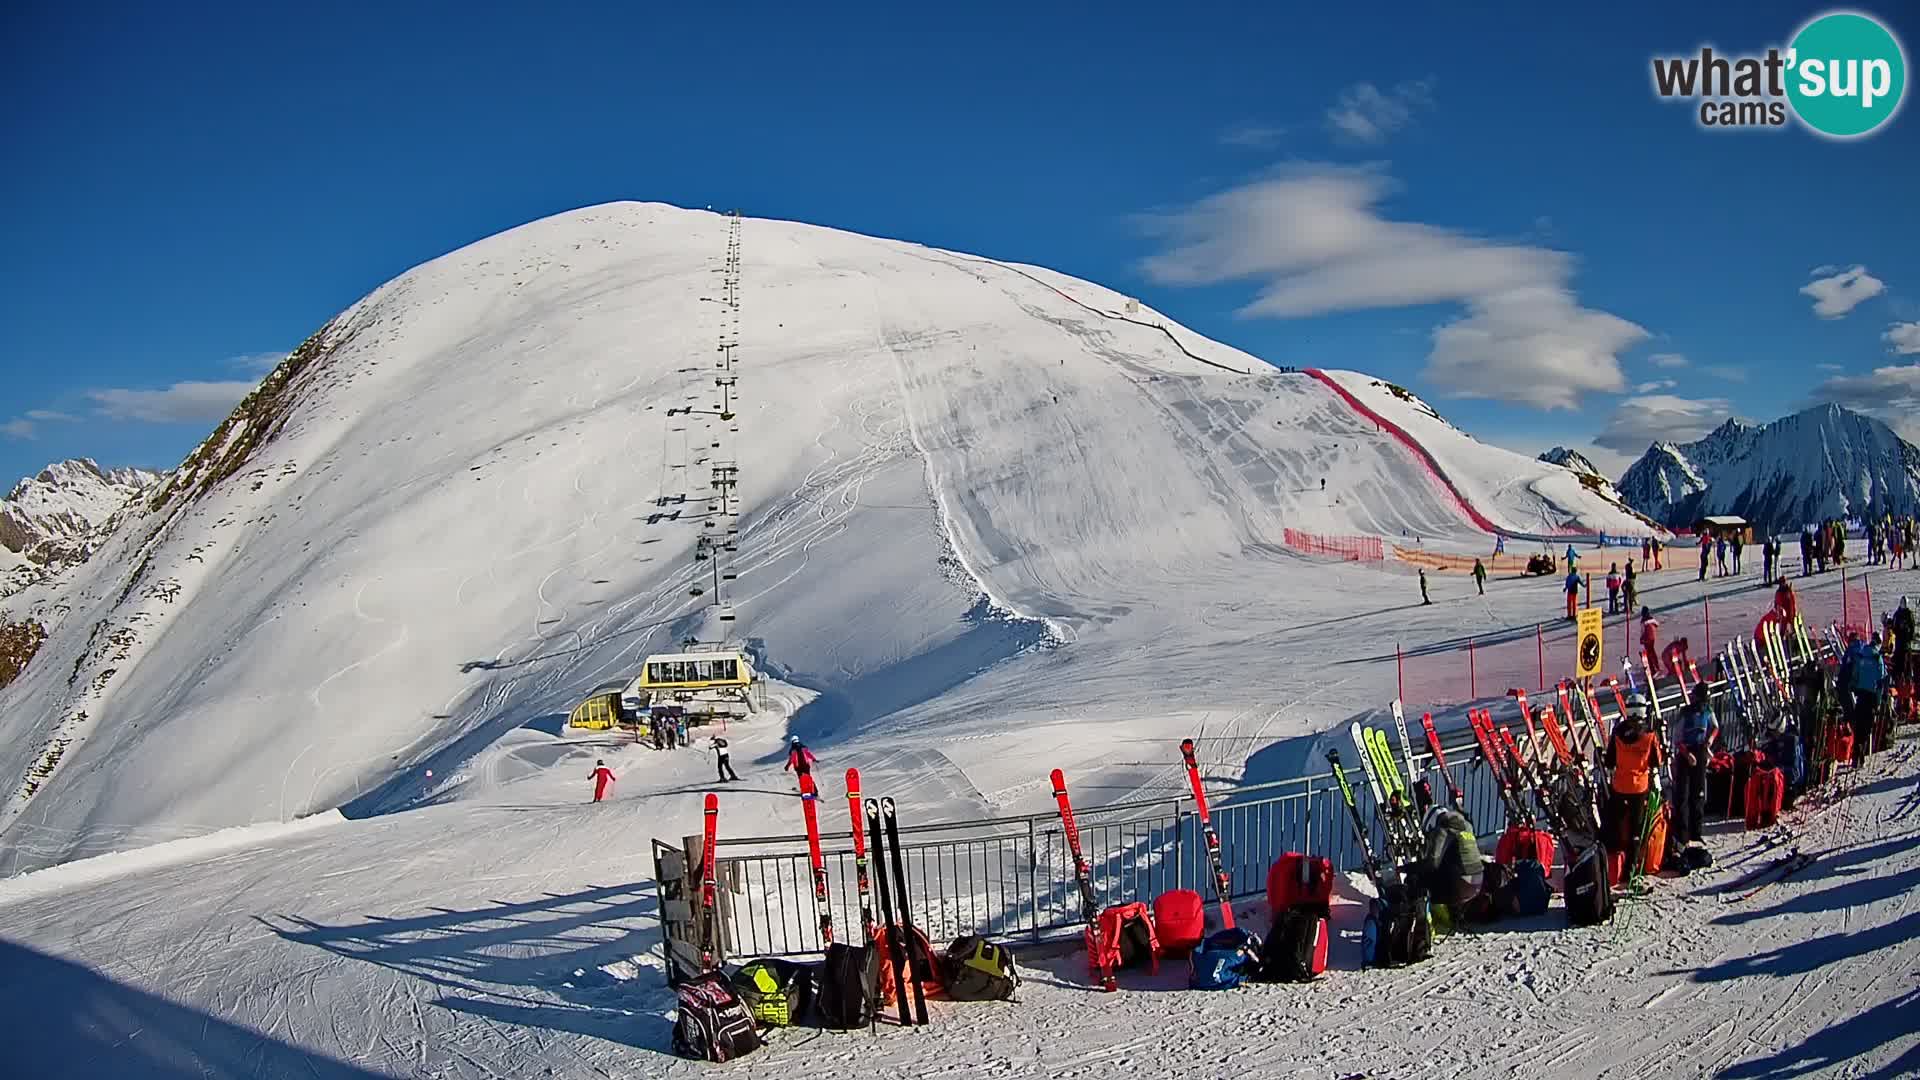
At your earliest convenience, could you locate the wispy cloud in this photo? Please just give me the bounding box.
[1137,165,1642,410]
[1219,124,1286,149]
[1885,321,1920,355]
[1647,352,1688,368]
[25,410,76,423]
[1816,363,1844,372]
[1325,80,1433,144]
[1,419,35,440]
[1800,265,1885,319]
[88,381,254,423]
[1807,363,1920,442]
[225,351,288,375]
[1593,394,1734,453]
[1635,379,1677,393]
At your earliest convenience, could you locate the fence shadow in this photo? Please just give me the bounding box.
[0,937,394,1079]
[1714,987,1920,1079]
[258,881,674,1054]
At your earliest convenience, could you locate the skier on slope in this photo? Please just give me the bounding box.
[1698,534,1712,581]
[1472,558,1487,596]
[711,735,741,782]
[589,759,616,803]
[784,735,818,779]
[1411,804,1483,923]
[1603,697,1663,877]
[1563,567,1581,621]
[1564,544,1578,575]
[1420,568,1433,605]
[1639,608,1661,682]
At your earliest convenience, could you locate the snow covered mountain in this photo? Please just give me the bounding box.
[1617,404,1920,532]
[0,459,160,565]
[1538,446,1600,475]
[0,202,1655,872]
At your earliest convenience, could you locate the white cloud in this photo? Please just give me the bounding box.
[24,409,76,422]
[1593,394,1735,453]
[1635,379,1677,392]
[226,351,288,374]
[1325,80,1433,144]
[1800,265,1885,318]
[1219,124,1286,149]
[1703,364,1749,383]
[1885,321,1920,355]
[1647,352,1688,368]
[1137,166,1642,409]
[2,418,35,440]
[88,381,254,423]
[1808,363,1920,442]
[1810,263,1840,277]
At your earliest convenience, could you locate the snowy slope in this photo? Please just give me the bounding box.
[0,202,1657,873]
[1316,371,1663,538]
[1618,405,1920,532]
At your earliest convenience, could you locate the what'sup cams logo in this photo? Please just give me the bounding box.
[1652,10,1907,137]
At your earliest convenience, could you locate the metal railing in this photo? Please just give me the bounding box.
[654,633,1836,964]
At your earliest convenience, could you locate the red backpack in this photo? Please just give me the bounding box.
[1092,903,1159,976]
[1266,852,1334,916]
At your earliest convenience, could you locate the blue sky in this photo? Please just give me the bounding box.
[3,1,1917,486]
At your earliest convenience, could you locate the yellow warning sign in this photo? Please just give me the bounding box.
[1575,608,1604,679]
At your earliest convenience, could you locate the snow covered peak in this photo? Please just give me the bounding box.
[1538,446,1601,476]
[0,458,161,564]
[1618,403,1920,531]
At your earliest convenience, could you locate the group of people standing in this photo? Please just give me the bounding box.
[1864,514,1918,569]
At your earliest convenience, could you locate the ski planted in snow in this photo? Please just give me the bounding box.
[882,798,932,1025]
[1051,768,1117,992]
[865,798,912,1027]
[846,768,875,942]
[1391,700,1431,811]
[1326,747,1396,887]
[1179,738,1236,929]
[797,771,833,945]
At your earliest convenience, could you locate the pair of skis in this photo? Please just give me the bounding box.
[798,768,930,1026]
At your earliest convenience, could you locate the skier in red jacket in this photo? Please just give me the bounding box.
[589,759,615,802]
[784,736,817,778]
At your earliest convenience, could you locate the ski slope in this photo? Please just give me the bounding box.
[0,202,1653,873]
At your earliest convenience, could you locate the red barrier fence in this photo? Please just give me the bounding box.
[1302,368,1501,534]
[1391,563,1900,713]
[1282,528,1385,562]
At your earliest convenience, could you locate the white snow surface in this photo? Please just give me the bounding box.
[1319,371,1659,538]
[0,202,1646,872]
[0,201,1916,1077]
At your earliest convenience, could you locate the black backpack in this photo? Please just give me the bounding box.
[1363,883,1432,968]
[1565,845,1615,926]
[731,958,814,1028]
[671,971,761,1061]
[1116,912,1156,970]
[814,942,880,1029]
[1256,906,1328,982]
[941,935,1019,1001]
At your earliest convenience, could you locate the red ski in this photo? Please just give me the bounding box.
[1419,711,1465,807]
[1179,739,1235,929]
[699,792,720,971]
[798,771,833,945]
[1051,768,1116,991]
[845,768,875,941]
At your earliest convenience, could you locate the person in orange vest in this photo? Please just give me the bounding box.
[589,759,615,802]
[1604,696,1663,876]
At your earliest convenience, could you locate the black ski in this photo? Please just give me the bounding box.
[882,797,932,1026]
[865,798,912,1028]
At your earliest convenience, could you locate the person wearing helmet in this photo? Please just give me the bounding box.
[784,736,818,779]
[1604,697,1664,876]
[589,758,616,803]
[1411,803,1483,927]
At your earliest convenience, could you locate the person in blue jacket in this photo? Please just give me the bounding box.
[1671,682,1719,845]
[1839,632,1888,766]
[1564,567,1581,621]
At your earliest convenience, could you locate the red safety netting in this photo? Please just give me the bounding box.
[1282,528,1384,562]
[1390,564,1888,712]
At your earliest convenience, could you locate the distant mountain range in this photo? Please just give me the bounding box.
[1615,403,1920,533]
[1,459,161,592]
[1538,446,1603,477]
